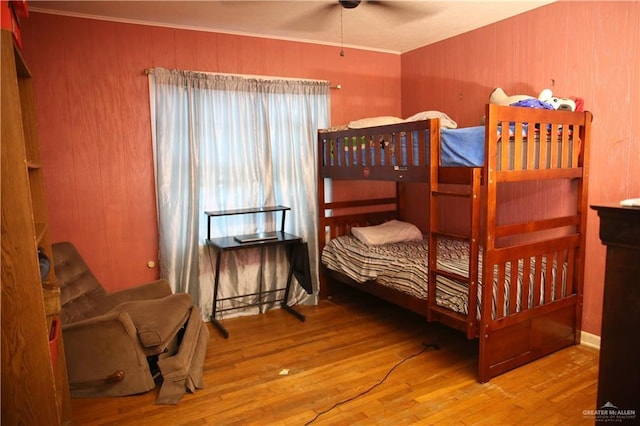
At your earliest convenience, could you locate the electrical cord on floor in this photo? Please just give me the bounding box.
[305,342,440,425]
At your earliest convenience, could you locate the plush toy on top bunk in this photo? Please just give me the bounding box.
[489,87,583,111]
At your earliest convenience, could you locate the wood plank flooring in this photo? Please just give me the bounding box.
[70,292,599,425]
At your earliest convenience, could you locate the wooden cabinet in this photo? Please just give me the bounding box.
[591,205,640,422]
[1,29,72,424]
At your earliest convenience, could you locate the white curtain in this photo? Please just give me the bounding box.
[148,67,329,320]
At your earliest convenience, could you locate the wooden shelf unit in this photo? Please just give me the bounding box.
[1,29,72,425]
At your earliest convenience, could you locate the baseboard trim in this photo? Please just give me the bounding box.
[580,330,601,350]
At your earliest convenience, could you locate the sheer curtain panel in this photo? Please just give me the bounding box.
[148,67,329,319]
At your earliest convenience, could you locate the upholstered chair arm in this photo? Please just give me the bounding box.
[106,279,172,305]
[62,311,156,397]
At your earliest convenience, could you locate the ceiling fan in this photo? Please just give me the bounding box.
[334,1,420,56]
[335,1,422,13]
[283,1,429,30]
[338,1,363,9]
[287,1,428,56]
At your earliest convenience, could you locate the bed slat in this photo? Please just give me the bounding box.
[522,257,532,310]
[532,254,543,308]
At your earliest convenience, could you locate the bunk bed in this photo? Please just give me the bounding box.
[317,104,592,382]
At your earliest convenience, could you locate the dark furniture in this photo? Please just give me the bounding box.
[205,206,310,338]
[592,205,640,419]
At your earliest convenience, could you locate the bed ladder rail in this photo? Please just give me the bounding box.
[427,167,482,339]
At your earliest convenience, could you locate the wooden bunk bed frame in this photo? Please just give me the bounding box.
[317,104,592,382]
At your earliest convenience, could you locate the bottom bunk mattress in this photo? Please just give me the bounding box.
[321,236,568,318]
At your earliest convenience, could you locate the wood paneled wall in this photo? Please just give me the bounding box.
[400,1,640,336]
[20,13,401,292]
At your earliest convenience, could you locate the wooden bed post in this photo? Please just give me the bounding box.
[466,167,482,339]
[427,118,441,322]
[573,111,592,343]
[317,131,328,299]
[478,104,499,382]
[396,181,404,220]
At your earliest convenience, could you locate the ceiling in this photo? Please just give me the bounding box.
[29,1,555,54]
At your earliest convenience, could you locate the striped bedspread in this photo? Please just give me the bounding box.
[321,236,474,314]
[321,236,567,318]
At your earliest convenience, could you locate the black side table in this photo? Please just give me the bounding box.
[204,206,310,338]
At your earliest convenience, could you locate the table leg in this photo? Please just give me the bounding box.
[259,245,265,313]
[281,243,305,322]
[211,249,230,338]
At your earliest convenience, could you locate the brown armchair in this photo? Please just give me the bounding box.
[52,242,209,404]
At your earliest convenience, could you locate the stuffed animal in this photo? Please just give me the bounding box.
[489,87,534,106]
[489,87,552,110]
[538,89,577,111]
[489,87,578,111]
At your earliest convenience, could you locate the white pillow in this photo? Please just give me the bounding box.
[348,116,404,129]
[404,110,458,129]
[319,124,349,133]
[351,220,423,245]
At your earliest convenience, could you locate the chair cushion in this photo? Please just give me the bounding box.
[52,242,115,324]
[111,293,193,351]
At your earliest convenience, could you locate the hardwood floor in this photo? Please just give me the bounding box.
[70,292,599,425]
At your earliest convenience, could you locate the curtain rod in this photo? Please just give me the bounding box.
[143,68,341,89]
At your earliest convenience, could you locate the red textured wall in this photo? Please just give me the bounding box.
[400,1,640,336]
[20,12,401,293]
[20,2,640,338]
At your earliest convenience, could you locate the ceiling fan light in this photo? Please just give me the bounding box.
[339,1,361,9]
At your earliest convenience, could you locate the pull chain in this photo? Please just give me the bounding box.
[340,7,345,57]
